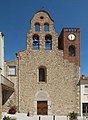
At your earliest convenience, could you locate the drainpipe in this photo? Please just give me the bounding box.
[16,53,20,112]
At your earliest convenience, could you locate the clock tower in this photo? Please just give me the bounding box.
[59,28,80,66]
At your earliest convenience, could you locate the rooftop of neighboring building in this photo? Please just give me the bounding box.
[80,75,88,80]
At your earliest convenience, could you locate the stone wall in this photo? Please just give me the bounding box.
[17,49,80,115]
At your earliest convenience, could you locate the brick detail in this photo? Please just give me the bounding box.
[59,28,80,66]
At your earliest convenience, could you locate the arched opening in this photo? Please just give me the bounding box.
[34,91,51,115]
[35,23,40,31]
[68,45,75,56]
[32,34,39,49]
[44,23,49,31]
[45,35,52,50]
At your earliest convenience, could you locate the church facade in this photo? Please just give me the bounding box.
[3,10,80,116]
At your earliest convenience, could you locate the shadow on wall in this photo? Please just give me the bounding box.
[2,88,13,105]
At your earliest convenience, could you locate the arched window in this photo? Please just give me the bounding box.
[45,35,52,50]
[68,45,75,56]
[35,23,40,31]
[39,67,47,82]
[44,23,49,31]
[32,35,39,49]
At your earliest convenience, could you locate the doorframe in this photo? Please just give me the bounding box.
[34,91,52,115]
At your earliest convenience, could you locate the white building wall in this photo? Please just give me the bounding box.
[0,32,4,119]
[0,32,4,76]
[81,83,88,116]
[81,84,88,101]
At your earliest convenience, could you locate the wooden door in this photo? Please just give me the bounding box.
[37,101,48,115]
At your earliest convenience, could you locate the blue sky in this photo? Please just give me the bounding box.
[0,0,88,75]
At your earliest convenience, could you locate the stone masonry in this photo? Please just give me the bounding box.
[3,10,80,116]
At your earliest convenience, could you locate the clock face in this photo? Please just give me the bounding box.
[68,34,76,40]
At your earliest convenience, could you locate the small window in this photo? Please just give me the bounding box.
[39,67,47,82]
[33,35,39,49]
[68,45,75,56]
[82,103,88,116]
[44,23,49,31]
[45,35,52,50]
[8,66,16,76]
[35,23,40,31]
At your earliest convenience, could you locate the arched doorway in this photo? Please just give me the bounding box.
[34,91,51,115]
